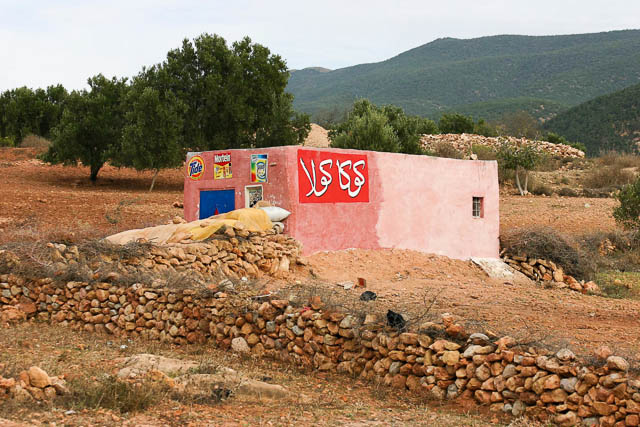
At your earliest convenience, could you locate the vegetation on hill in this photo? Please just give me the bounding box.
[288,30,640,121]
[544,82,640,155]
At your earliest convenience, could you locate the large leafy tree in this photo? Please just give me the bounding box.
[438,113,475,134]
[329,99,433,154]
[119,72,185,191]
[158,33,309,150]
[45,75,128,182]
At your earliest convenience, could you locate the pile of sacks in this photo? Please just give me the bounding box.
[502,254,600,294]
[421,133,585,158]
[0,366,67,402]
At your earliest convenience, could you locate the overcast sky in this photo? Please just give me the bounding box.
[1,0,639,91]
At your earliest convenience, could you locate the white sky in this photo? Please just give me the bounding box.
[1,0,639,91]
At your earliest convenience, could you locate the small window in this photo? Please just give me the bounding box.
[472,197,484,218]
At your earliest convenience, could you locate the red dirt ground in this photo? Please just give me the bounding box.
[1,147,638,365]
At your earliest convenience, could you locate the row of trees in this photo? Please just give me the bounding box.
[0,85,68,145]
[2,33,311,189]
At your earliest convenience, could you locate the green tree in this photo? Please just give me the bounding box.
[438,113,475,134]
[158,33,309,150]
[614,178,640,230]
[0,85,67,144]
[329,99,426,154]
[120,76,185,191]
[497,142,539,195]
[45,74,128,182]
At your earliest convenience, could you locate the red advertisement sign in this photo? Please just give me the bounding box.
[298,149,369,203]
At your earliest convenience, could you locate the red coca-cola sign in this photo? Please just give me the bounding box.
[297,149,369,203]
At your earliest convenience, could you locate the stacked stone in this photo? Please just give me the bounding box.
[0,366,67,402]
[502,255,600,294]
[2,273,639,426]
[420,133,585,158]
[46,230,303,280]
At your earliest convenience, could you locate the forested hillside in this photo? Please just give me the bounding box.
[287,30,640,121]
[544,83,640,155]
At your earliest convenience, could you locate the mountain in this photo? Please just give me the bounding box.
[287,30,640,121]
[544,82,640,154]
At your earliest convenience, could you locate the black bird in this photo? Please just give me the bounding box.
[359,291,377,301]
[386,310,406,330]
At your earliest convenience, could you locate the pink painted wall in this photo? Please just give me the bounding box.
[184,146,499,259]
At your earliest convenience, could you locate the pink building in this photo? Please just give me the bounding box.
[184,146,499,259]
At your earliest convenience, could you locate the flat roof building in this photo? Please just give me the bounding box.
[184,146,499,259]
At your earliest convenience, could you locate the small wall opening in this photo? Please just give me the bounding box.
[472,196,484,218]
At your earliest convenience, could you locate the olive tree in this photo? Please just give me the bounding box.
[45,75,128,182]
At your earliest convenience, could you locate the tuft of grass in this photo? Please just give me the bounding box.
[57,375,169,413]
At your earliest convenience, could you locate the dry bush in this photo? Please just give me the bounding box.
[583,166,634,190]
[597,151,640,169]
[56,375,169,413]
[500,227,592,279]
[432,142,464,159]
[471,144,496,160]
[528,177,554,196]
[534,154,563,172]
[557,187,579,197]
[20,134,51,150]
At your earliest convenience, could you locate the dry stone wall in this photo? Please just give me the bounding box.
[502,254,601,295]
[421,133,585,158]
[45,230,303,282]
[1,273,639,426]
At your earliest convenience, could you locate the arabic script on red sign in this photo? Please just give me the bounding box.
[298,149,369,203]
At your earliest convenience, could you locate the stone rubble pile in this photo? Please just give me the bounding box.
[1,272,638,426]
[0,366,67,402]
[45,229,303,281]
[421,133,585,158]
[502,254,601,294]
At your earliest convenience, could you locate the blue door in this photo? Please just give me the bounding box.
[199,190,235,219]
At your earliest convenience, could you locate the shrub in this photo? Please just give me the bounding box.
[535,153,563,172]
[432,142,463,159]
[614,177,640,229]
[0,136,14,147]
[584,166,634,190]
[58,375,168,413]
[500,227,592,278]
[529,181,554,196]
[557,187,578,197]
[471,144,496,160]
[597,151,640,169]
[20,134,51,149]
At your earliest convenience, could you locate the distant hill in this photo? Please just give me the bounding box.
[287,30,640,121]
[544,83,640,155]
